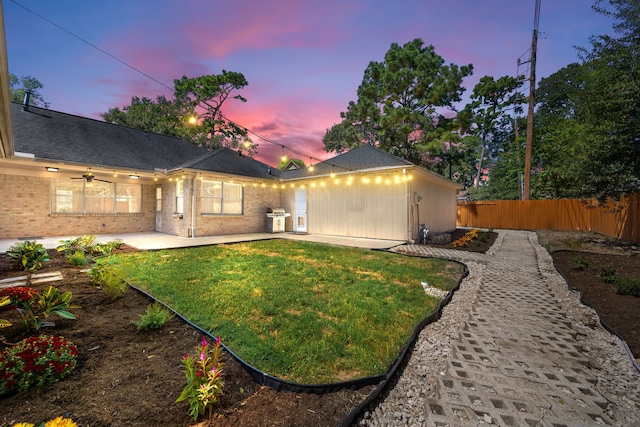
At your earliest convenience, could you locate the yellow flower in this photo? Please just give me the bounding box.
[44,416,78,427]
[13,423,35,427]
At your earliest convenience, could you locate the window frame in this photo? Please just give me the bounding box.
[175,180,184,214]
[50,179,142,214]
[201,179,244,215]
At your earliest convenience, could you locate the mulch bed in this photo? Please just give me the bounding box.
[2,230,637,426]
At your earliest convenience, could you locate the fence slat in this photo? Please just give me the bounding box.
[457,193,639,244]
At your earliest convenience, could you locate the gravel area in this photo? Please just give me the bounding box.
[355,230,640,426]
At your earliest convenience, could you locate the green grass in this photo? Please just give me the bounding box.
[104,240,464,384]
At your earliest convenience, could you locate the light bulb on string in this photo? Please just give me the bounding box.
[280,146,287,162]
[308,157,314,172]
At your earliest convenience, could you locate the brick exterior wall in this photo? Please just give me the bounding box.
[157,176,282,237]
[1,172,283,239]
[0,173,155,239]
[195,182,282,236]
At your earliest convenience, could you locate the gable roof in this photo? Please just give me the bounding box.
[10,103,277,180]
[281,144,414,179]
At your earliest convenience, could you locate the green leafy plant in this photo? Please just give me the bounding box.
[66,250,90,266]
[614,275,640,297]
[597,266,617,283]
[133,302,174,330]
[90,263,128,302]
[94,239,123,257]
[176,336,224,421]
[6,240,51,271]
[0,335,78,396]
[56,235,97,257]
[16,285,77,330]
[572,255,593,271]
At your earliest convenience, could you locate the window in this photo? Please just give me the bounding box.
[156,187,162,212]
[51,179,141,214]
[116,183,142,213]
[201,180,243,215]
[175,180,184,214]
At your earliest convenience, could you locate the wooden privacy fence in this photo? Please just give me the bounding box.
[457,193,640,244]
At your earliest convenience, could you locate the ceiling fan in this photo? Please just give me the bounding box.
[72,168,111,184]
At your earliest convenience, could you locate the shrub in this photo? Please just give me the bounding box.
[597,266,617,283]
[94,239,123,257]
[134,302,174,330]
[0,335,78,395]
[176,336,224,421]
[56,235,97,257]
[572,255,593,271]
[90,264,128,302]
[614,275,640,297]
[6,241,51,271]
[16,285,77,330]
[66,250,90,267]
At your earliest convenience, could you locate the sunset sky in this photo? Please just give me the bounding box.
[4,0,612,166]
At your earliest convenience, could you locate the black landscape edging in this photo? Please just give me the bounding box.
[124,258,469,397]
[553,259,640,374]
[338,260,469,427]
[127,282,385,394]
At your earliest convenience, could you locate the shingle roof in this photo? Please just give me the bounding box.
[177,147,280,180]
[280,144,414,179]
[11,103,277,180]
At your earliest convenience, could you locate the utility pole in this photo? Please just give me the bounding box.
[523,0,541,200]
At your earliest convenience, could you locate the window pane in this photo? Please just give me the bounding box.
[52,180,83,213]
[176,180,184,214]
[202,180,222,197]
[86,181,114,213]
[224,200,242,214]
[156,187,162,212]
[202,198,222,214]
[225,183,242,199]
[116,183,142,213]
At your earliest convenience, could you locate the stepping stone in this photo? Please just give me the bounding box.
[0,271,63,288]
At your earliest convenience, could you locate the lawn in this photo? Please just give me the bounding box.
[103,240,464,384]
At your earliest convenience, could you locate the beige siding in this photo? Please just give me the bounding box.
[284,179,410,240]
[411,174,458,236]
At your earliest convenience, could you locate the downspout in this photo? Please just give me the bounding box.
[408,174,413,242]
[190,172,199,238]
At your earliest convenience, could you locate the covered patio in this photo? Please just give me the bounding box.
[0,231,406,253]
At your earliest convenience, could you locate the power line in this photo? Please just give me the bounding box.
[9,0,328,167]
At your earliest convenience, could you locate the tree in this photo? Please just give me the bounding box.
[531,63,594,199]
[578,0,640,201]
[174,71,257,156]
[102,95,204,143]
[10,73,49,108]
[102,71,256,156]
[323,39,473,165]
[459,75,526,189]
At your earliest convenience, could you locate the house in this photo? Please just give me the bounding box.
[0,100,460,242]
[279,145,461,240]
